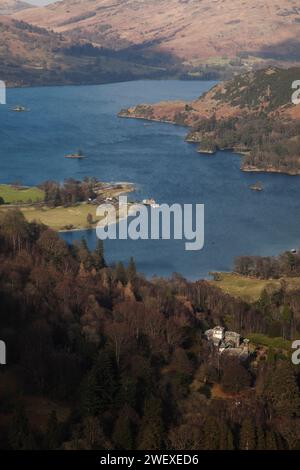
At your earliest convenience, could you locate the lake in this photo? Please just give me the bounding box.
[1,80,300,279]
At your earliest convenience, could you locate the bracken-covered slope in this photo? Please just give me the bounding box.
[119,67,300,174]
[0,16,70,86]
[15,0,300,64]
[0,16,174,87]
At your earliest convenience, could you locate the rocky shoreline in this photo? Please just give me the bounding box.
[120,107,300,175]
[118,68,300,176]
[242,165,300,176]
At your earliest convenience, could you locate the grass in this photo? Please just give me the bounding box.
[0,182,134,231]
[0,184,44,204]
[18,204,101,231]
[210,272,300,303]
[0,202,131,231]
[209,273,282,303]
[248,333,291,351]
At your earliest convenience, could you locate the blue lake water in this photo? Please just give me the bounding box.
[1,80,300,279]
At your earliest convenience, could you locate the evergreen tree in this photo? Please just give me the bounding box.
[82,416,110,450]
[267,361,300,417]
[256,426,265,450]
[115,262,127,285]
[93,240,106,270]
[203,416,221,450]
[127,257,137,283]
[138,397,164,450]
[80,369,101,417]
[265,430,277,450]
[219,420,234,450]
[94,351,118,411]
[239,417,256,450]
[78,237,94,271]
[44,410,60,450]
[112,408,134,450]
[9,405,36,450]
[116,374,138,409]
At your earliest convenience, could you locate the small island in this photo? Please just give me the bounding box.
[249,181,264,192]
[65,149,86,159]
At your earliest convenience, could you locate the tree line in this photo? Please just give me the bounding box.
[40,177,99,207]
[235,251,300,279]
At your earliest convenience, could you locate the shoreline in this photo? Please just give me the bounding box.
[242,165,300,176]
[0,181,136,232]
[119,114,300,177]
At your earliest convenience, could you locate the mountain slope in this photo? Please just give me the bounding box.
[0,0,33,15]
[0,16,171,87]
[119,67,300,174]
[15,0,300,64]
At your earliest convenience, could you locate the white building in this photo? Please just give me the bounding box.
[205,326,249,358]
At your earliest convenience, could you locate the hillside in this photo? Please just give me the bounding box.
[0,211,300,450]
[119,67,300,174]
[0,0,32,15]
[15,0,300,66]
[0,16,172,87]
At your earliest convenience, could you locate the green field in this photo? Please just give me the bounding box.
[0,182,134,231]
[19,203,127,232]
[209,272,300,303]
[0,184,44,204]
[19,204,101,231]
[248,333,291,351]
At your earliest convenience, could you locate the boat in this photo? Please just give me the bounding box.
[11,105,28,112]
[142,198,159,208]
[65,149,86,159]
[250,181,263,192]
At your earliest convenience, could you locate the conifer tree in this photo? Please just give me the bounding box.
[138,397,164,450]
[115,261,127,285]
[265,430,277,450]
[127,257,137,283]
[267,361,300,417]
[93,240,106,270]
[239,417,256,450]
[203,416,221,450]
[44,410,60,450]
[9,405,36,450]
[112,408,134,450]
[80,369,101,417]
